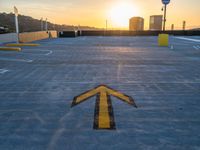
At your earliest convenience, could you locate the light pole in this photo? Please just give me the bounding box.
[106,20,108,31]
[14,6,19,43]
[183,21,186,30]
[161,0,170,31]
[163,4,167,31]
[41,17,43,31]
[171,24,174,31]
[45,18,48,31]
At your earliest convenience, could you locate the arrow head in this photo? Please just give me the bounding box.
[71,85,137,108]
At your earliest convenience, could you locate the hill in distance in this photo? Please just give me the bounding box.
[0,12,99,33]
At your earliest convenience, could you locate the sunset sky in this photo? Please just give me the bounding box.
[0,0,199,30]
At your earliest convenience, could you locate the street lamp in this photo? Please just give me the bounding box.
[161,0,171,31]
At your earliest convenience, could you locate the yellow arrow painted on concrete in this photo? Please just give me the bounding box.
[71,85,137,130]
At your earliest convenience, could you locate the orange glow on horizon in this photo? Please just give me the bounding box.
[108,2,139,29]
[0,0,199,30]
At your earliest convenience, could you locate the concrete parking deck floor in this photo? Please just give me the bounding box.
[0,36,200,150]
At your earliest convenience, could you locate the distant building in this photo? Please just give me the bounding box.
[129,17,144,31]
[149,15,163,30]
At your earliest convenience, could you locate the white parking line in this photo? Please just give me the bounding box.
[172,43,189,46]
[21,50,53,56]
[0,57,33,63]
[45,50,53,55]
[193,46,199,50]
[175,37,200,43]
[0,69,9,74]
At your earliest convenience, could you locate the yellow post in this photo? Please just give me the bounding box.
[158,34,169,46]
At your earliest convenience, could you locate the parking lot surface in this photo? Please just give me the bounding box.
[0,36,200,150]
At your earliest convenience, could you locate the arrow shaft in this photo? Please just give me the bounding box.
[99,91,110,128]
[94,91,115,129]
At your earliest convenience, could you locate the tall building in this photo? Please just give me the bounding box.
[149,15,163,30]
[129,17,144,31]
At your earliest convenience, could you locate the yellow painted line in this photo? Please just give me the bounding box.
[5,43,40,47]
[98,90,110,129]
[0,47,21,51]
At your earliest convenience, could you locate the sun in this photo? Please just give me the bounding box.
[109,2,139,28]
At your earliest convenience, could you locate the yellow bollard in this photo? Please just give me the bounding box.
[158,34,169,46]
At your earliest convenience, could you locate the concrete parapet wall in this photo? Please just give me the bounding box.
[0,31,57,44]
[19,30,57,43]
[0,33,17,44]
[81,30,200,36]
[59,30,200,37]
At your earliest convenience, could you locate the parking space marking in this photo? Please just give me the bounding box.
[193,46,198,50]
[45,50,53,55]
[0,57,33,63]
[175,37,200,42]
[170,45,174,50]
[71,85,137,130]
[21,50,53,56]
[193,45,200,50]
[0,69,9,74]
